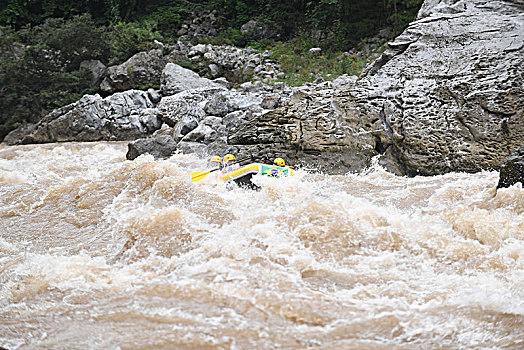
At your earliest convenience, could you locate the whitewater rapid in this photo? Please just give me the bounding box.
[1,142,523,349]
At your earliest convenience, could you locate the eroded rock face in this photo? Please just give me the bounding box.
[4,91,161,145]
[228,85,378,174]
[497,146,524,189]
[353,0,524,175]
[227,0,524,175]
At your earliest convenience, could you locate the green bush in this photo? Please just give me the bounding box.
[107,20,163,64]
[386,0,423,34]
[200,27,247,47]
[17,14,109,69]
[270,38,367,86]
[0,15,103,141]
[145,2,198,39]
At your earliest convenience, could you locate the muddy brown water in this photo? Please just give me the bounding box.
[1,142,523,349]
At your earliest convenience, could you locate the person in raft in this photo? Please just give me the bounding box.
[223,154,240,173]
[273,157,286,167]
[274,157,295,169]
[208,155,222,169]
[260,155,290,167]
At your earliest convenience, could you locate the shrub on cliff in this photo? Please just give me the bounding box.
[0,14,104,141]
[107,21,163,64]
[16,14,109,69]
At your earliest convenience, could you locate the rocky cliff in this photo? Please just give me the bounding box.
[228,0,524,175]
[3,0,523,177]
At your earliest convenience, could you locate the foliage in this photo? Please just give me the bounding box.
[107,20,163,64]
[144,2,196,38]
[270,38,367,86]
[0,0,109,28]
[0,54,94,140]
[0,15,103,140]
[386,0,423,34]
[198,0,421,50]
[200,27,247,47]
[17,14,109,69]
[1,0,423,47]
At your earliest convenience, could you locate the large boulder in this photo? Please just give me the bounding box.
[181,123,218,144]
[227,0,524,175]
[157,87,226,126]
[101,49,167,93]
[79,60,107,88]
[160,63,224,96]
[240,19,279,41]
[4,90,161,145]
[497,146,524,189]
[126,135,178,160]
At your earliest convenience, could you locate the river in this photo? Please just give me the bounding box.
[1,142,523,349]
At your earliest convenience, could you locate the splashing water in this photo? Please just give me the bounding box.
[1,142,523,349]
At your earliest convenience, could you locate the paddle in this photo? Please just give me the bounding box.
[189,167,221,182]
[189,156,253,182]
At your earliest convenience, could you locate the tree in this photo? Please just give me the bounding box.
[0,14,106,141]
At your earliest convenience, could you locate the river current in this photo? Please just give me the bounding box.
[0,142,523,349]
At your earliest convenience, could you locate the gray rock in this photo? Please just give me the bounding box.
[79,60,107,88]
[240,19,279,40]
[138,108,162,133]
[160,63,223,95]
[497,146,524,189]
[3,123,37,145]
[157,87,225,126]
[213,77,230,89]
[206,137,230,156]
[352,0,524,175]
[176,141,209,156]
[147,88,162,104]
[172,115,199,142]
[189,44,209,56]
[152,123,174,137]
[202,116,223,129]
[223,110,248,131]
[4,90,160,145]
[101,49,166,93]
[209,63,221,77]
[175,12,220,42]
[126,135,177,160]
[181,123,218,144]
[204,94,238,117]
[308,47,322,56]
[229,92,263,112]
[332,75,357,88]
[260,95,280,109]
[240,19,258,34]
